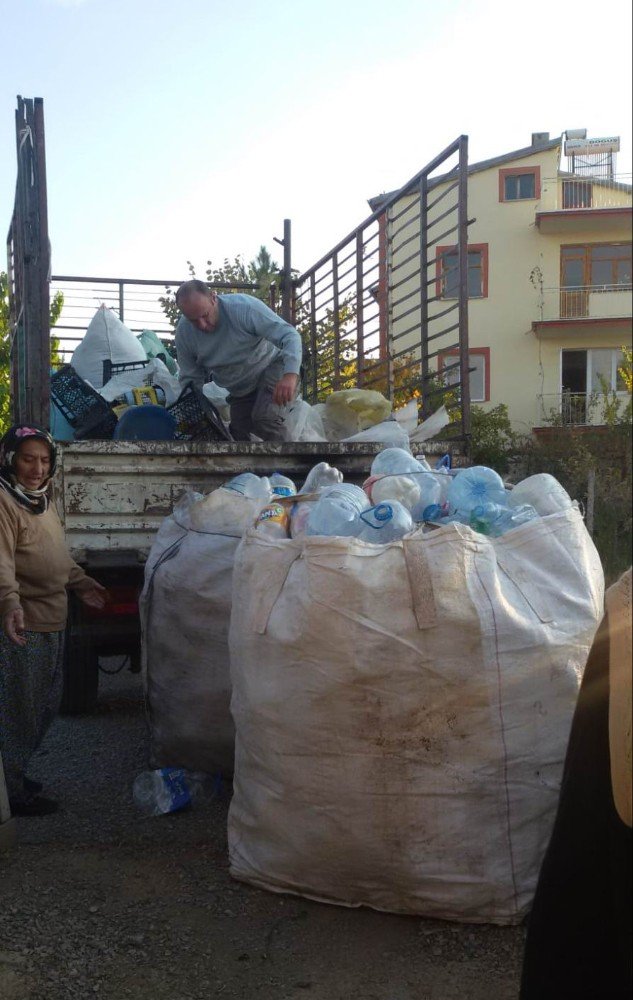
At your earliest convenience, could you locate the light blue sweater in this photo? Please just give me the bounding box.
[175,294,302,397]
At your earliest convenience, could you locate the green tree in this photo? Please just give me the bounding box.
[0,270,64,434]
[159,247,280,327]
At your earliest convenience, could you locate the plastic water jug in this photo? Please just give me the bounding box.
[370,447,424,477]
[508,473,572,517]
[447,466,507,515]
[223,473,272,500]
[357,501,414,543]
[306,483,369,537]
[370,474,421,511]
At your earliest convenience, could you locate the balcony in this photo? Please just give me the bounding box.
[532,284,632,338]
[537,175,632,234]
[536,391,629,427]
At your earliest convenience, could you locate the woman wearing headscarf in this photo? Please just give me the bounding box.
[0,423,106,816]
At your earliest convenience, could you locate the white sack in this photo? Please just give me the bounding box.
[284,399,328,442]
[408,405,451,444]
[228,508,604,923]
[140,489,265,777]
[71,305,148,389]
[342,419,410,448]
[202,381,231,422]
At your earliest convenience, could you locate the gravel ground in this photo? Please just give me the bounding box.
[0,663,525,1000]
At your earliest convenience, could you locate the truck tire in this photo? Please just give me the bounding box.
[59,597,99,715]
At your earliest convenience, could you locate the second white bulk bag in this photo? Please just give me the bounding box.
[228,508,604,924]
[140,488,265,777]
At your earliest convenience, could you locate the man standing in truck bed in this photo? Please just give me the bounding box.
[174,280,302,441]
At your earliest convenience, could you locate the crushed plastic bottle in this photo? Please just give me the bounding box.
[223,472,271,500]
[269,472,297,497]
[469,501,539,537]
[299,462,343,494]
[447,466,507,515]
[369,474,421,511]
[306,483,369,537]
[370,447,424,477]
[132,767,192,817]
[357,501,414,543]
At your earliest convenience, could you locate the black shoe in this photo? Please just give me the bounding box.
[9,795,59,817]
[23,776,43,794]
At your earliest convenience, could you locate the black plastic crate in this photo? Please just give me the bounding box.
[102,358,149,383]
[51,365,118,439]
[166,384,233,442]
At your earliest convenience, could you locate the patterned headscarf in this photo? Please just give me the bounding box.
[0,424,57,514]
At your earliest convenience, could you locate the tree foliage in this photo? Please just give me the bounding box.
[0,270,64,435]
[159,247,280,327]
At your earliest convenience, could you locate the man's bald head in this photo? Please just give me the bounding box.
[176,280,220,333]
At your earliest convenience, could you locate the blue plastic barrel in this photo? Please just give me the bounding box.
[113,405,177,441]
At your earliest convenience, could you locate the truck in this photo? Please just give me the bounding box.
[6,97,471,713]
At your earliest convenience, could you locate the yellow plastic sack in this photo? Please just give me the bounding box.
[325,389,392,438]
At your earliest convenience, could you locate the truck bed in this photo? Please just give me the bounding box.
[55,440,396,560]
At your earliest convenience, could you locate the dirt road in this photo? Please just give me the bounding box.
[0,668,524,1000]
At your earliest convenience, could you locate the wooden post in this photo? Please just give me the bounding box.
[0,753,17,852]
[586,467,596,536]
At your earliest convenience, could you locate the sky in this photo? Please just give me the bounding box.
[1,0,631,283]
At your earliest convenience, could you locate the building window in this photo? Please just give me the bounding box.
[436,244,489,299]
[561,243,632,289]
[439,348,490,403]
[499,166,541,202]
[561,348,627,395]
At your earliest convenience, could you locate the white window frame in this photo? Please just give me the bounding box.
[559,347,627,394]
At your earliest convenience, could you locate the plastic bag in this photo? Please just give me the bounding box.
[137,329,178,376]
[409,406,451,444]
[325,389,392,438]
[202,381,231,422]
[284,399,327,442]
[342,420,410,448]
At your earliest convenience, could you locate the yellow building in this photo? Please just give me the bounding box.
[371,133,632,432]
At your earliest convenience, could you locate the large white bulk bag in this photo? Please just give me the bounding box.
[71,305,147,389]
[140,489,264,777]
[228,508,604,924]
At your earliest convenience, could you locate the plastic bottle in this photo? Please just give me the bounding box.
[132,768,192,817]
[370,447,424,477]
[409,472,443,519]
[469,501,539,537]
[289,500,315,539]
[269,472,297,497]
[255,500,290,538]
[357,501,414,543]
[508,473,572,517]
[447,466,508,516]
[306,483,369,537]
[223,473,271,500]
[299,462,343,494]
[370,474,421,511]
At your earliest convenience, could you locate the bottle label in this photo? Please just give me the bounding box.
[256,502,289,530]
[160,767,191,812]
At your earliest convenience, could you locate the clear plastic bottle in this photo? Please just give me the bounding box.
[299,462,343,494]
[255,500,290,538]
[370,447,424,477]
[357,501,414,543]
[306,483,369,537]
[370,474,421,511]
[447,466,508,516]
[508,473,572,516]
[469,501,539,537]
[409,472,443,519]
[269,472,297,497]
[223,473,271,500]
[132,768,192,817]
